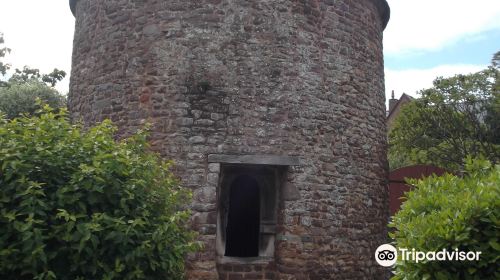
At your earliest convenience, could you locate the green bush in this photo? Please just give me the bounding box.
[0,107,199,279]
[389,159,500,279]
[0,81,66,119]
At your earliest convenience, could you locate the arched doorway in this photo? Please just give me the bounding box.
[224,175,260,257]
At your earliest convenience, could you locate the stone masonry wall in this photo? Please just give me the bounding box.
[69,0,390,279]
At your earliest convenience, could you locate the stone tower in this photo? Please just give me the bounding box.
[68,0,390,279]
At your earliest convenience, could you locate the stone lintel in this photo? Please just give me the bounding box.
[208,154,304,166]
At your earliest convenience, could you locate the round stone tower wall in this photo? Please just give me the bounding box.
[69,0,390,279]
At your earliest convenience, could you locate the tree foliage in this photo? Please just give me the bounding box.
[0,33,67,119]
[0,107,199,279]
[390,158,500,279]
[492,51,500,68]
[389,56,500,171]
[0,82,66,119]
[0,33,11,87]
[9,66,66,88]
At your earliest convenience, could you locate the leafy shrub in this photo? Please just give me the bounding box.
[0,81,66,119]
[389,158,500,279]
[0,107,199,279]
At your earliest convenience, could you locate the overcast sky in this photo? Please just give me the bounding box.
[0,0,499,103]
[384,0,500,100]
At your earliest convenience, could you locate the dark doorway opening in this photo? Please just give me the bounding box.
[225,175,260,257]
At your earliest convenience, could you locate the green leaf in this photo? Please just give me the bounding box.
[489,240,500,251]
[0,107,198,278]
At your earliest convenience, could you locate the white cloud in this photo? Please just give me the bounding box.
[385,64,486,100]
[0,0,75,93]
[384,0,500,55]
